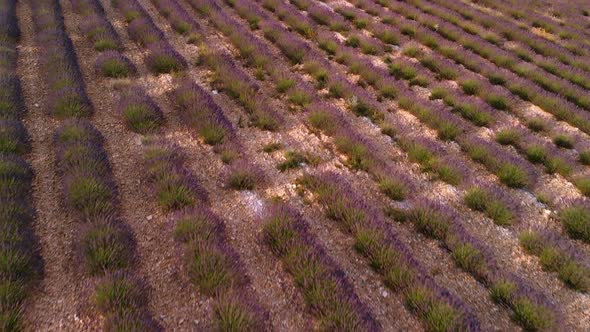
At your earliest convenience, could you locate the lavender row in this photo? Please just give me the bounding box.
[146,0,282,131]
[342,1,590,196]
[0,1,29,151]
[0,154,41,331]
[405,50,590,156]
[187,0,352,121]
[416,0,590,88]
[171,79,239,158]
[0,0,18,42]
[338,0,590,194]
[386,54,584,188]
[70,0,122,51]
[299,173,480,332]
[346,0,590,138]
[86,13,270,323]
[305,101,560,323]
[408,0,590,90]
[138,0,275,191]
[329,0,590,169]
[142,139,267,329]
[84,19,168,135]
[202,51,282,130]
[111,0,186,75]
[519,228,590,292]
[227,0,590,272]
[140,0,410,330]
[224,0,588,312]
[31,0,93,118]
[380,0,590,112]
[346,9,586,154]
[208,0,558,256]
[136,9,389,327]
[199,0,572,294]
[446,0,590,65]
[68,1,165,135]
[54,120,157,330]
[266,0,541,189]
[262,203,379,330]
[195,0,562,327]
[545,0,590,35]
[70,0,138,81]
[115,84,163,134]
[201,0,590,307]
[149,0,200,35]
[210,0,413,192]
[408,0,590,73]
[449,0,590,58]
[0,2,41,328]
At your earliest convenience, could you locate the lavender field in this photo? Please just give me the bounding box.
[1,0,590,330]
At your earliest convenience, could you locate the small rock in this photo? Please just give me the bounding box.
[212,89,218,95]
[381,290,389,298]
[34,103,39,107]
[147,215,153,221]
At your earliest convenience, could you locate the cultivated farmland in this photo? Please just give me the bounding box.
[1,0,590,330]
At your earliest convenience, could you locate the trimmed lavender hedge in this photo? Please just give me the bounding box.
[175,207,266,330]
[149,0,200,35]
[54,120,157,330]
[0,120,30,155]
[520,229,590,292]
[145,42,187,74]
[71,0,122,51]
[0,75,23,120]
[0,154,41,331]
[202,51,281,130]
[299,172,480,332]
[172,79,238,156]
[112,0,187,76]
[263,203,379,331]
[95,51,136,78]
[143,139,267,329]
[116,84,163,134]
[143,140,204,211]
[32,0,92,119]
[0,3,41,329]
[193,1,564,328]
